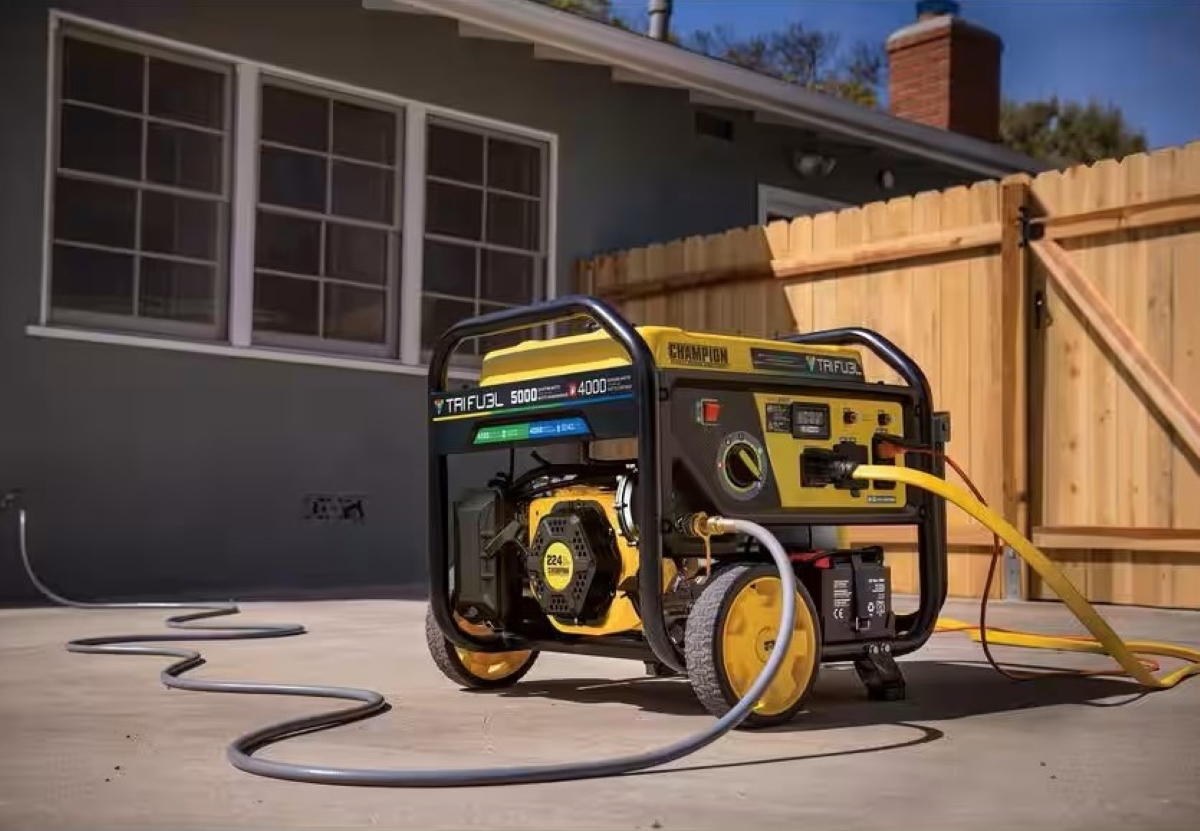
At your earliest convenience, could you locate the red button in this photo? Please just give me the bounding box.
[701,399,721,424]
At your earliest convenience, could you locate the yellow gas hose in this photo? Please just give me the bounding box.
[852,465,1200,690]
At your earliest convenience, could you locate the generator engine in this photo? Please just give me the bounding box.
[526,494,624,624]
[427,298,948,727]
[452,479,669,636]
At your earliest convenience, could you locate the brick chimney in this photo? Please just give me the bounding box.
[886,0,1002,142]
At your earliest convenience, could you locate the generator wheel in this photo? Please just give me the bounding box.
[424,605,538,689]
[685,563,821,728]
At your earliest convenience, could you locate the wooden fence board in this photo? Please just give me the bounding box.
[574,142,1200,609]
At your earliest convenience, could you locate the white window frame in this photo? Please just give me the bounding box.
[29,9,560,380]
[757,184,847,224]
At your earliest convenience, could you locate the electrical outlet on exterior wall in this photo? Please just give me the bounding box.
[303,494,367,524]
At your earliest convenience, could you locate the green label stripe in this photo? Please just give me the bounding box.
[474,423,531,444]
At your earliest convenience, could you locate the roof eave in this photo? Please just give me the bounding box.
[366,0,1046,179]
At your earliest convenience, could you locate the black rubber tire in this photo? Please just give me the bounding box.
[424,604,539,690]
[684,563,822,729]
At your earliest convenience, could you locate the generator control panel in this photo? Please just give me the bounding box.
[668,385,911,519]
[754,392,908,510]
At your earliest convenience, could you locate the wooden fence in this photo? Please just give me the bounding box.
[575,141,1200,609]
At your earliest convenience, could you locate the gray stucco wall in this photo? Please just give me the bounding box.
[0,0,969,602]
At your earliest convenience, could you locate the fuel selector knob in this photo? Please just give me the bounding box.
[716,431,768,500]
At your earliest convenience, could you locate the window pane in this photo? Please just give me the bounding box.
[482,250,535,305]
[332,161,393,224]
[60,104,142,180]
[424,239,476,297]
[141,192,218,261]
[333,101,395,165]
[326,223,388,285]
[139,257,214,323]
[261,84,328,152]
[147,123,223,193]
[259,146,326,212]
[255,211,320,275]
[487,137,541,196]
[486,193,540,251]
[148,58,225,129]
[53,176,137,249]
[325,283,385,343]
[427,124,482,183]
[51,243,134,315]
[254,272,319,335]
[426,181,482,241]
[421,295,475,349]
[62,37,143,113]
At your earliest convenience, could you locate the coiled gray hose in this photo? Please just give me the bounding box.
[5,492,796,787]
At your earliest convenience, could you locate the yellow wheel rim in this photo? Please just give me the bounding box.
[454,617,532,681]
[719,576,817,717]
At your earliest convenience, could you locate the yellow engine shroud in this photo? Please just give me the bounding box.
[479,325,865,384]
[482,325,910,514]
[527,486,677,636]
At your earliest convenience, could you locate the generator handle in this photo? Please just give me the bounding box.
[780,327,932,407]
[779,327,947,654]
[426,295,684,671]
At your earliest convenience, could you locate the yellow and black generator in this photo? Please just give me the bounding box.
[425,296,949,727]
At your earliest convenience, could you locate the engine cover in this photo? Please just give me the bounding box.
[527,501,621,624]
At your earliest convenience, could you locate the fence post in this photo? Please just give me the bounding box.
[1000,175,1032,600]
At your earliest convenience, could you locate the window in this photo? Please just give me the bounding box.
[40,16,557,373]
[253,80,403,356]
[422,119,548,359]
[756,184,846,224]
[48,31,231,337]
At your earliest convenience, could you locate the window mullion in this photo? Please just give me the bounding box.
[228,62,259,348]
[399,104,426,365]
[132,55,148,318]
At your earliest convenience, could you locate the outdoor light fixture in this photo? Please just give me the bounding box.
[792,151,837,178]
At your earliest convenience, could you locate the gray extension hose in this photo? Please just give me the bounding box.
[4,492,796,787]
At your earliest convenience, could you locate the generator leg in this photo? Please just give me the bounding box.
[854,643,906,701]
[644,660,678,678]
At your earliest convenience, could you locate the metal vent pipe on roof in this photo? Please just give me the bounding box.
[648,0,672,40]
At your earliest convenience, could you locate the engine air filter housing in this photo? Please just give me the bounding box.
[527,501,621,623]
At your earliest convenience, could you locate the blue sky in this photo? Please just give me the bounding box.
[612,0,1200,150]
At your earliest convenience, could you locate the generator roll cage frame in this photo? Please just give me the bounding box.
[427,295,947,675]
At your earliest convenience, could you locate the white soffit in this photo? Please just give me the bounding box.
[532,44,607,65]
[457,22,528,42]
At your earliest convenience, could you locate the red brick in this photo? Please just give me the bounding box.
[885,13,1001,140]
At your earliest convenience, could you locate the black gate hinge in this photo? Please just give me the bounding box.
[1018,206,1045,247]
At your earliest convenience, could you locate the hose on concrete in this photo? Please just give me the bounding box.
[3,492,796,788]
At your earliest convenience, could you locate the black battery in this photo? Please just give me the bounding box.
[797,547,895,644]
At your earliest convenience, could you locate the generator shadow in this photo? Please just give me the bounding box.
[495,658,1141,732]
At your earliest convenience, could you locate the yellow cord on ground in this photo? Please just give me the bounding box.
[853,465,1200,690]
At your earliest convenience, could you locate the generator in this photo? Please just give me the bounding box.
[426,295,948,728]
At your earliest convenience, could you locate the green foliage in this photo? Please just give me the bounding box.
[529,0,636,29]
[531,0,614,23]
[999,96,1148,165]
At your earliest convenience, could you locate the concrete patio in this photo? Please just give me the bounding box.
[1,597,1198,829]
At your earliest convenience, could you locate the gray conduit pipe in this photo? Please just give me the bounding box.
[4,492,796,788]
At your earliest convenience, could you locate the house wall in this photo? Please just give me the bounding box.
[0,0,972,601]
